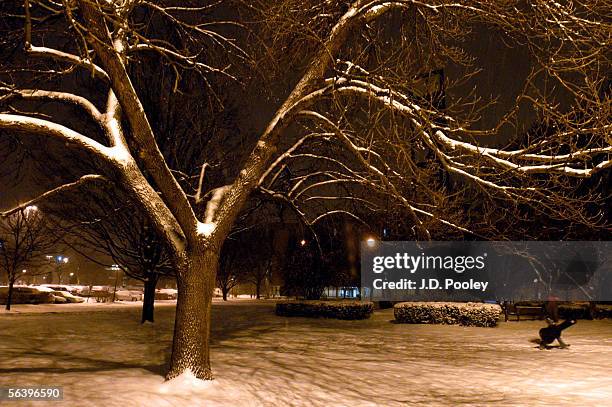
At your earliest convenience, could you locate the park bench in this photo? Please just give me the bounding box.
[502,301,545,321]
[515,305,545,321]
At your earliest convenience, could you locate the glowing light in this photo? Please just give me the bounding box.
[366,237,377,247]
[300,239,306,246]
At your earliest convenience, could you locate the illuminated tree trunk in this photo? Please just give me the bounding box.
[166,248,218,380]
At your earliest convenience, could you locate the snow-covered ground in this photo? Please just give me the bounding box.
[0,301,610,406]
[0,300,178,314]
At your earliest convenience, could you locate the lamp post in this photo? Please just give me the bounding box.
[110,264,121,302]
[57,256,68,283]
[363,235,379,300]
[47,255,69,284]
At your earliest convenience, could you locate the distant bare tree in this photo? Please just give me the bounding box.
[0,0,609,380]
[0,206,54,310]
[217,227,273,300]
[43,188,173,323]
[217,238,246,301]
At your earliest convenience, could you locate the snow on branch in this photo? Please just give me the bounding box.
[196,185,232,239]
[77,0,199,242]
[77,0,197,240]
[358,0,487,22]
[0,113,124,162]
[27,46,110,82]
[0,174,107,218]
[326,77,611,182]
[258,133,325,187]
[127,43,237,81]
[297,110,431,239]
[204,185,232,224]
[1,87,102,123]
[191,165,207,203]
[430,129,612,178]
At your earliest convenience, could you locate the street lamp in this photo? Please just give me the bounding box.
[300,239,307,246]
[110,265,121,302]
[49,255,69,284]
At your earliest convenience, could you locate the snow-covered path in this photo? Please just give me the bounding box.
[0,301,610,406]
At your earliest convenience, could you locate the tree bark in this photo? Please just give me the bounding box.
[5,278,14,311]
[222,287,228,301]
[141,275,158,323]
[166,249,218,380]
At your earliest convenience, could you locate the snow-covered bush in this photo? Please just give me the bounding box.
[558,303,612,320]
[276,300,373,320]
[394,302,502,327]
[594,304,612,319]
[558,303,591,320]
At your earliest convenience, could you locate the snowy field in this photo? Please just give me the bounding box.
[0,300,611,407]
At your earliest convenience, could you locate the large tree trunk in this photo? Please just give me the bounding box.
[222,286,228,301]
[141,275,158,323]
[5,278,14,311]
[166,249,218,380]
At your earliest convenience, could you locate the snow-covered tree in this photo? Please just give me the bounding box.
[1,0,609,380]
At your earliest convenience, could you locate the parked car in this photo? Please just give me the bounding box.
[52,290,85,303]
[69,285,87,295]
[78,286,113,302]
[0,286,55,305]
[114,289,141,301]
[32,286,69,303]
[41,284,81,295]
[79,286,110,296]
[155,288,178,300]
[125,286,144,298]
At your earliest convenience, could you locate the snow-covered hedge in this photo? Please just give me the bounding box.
[394,302,502,327]
[558,303,592,320]
[595,304,612,319]
[558,303,612,320]
[275,300,374,320]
